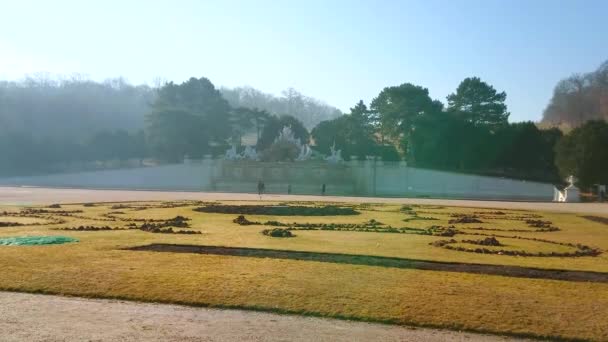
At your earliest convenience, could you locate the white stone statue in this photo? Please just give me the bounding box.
[224,145,241,160]
[554,175,580,202]
[274,125,302,147]
[296,144,312,161]
[241,146,259,161]
[325,143,343,164]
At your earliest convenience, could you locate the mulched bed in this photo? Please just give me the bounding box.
[56,225,126,231]
[462,237,502,246]
[138,225,201,234]
[126,244,608,283]
[525,219,554,228]
[110,201,204,211]
[231,215,455,236]
[581,215,608,225]
[194,204,359,216]
[233,216,383,229]
[261,228,295,237]
[0,211,67,226]
[448,215,483,224]
[0,222,24,227]
[461,226,560,233]
[431,235,601,257]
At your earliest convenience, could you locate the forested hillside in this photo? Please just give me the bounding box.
[220,86,342,129]
[0,76,154,140]
[542,60,608,127]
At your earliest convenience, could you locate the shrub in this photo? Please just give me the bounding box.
[261,228,295,238]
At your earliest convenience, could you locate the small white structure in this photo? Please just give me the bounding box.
[554,175,581,202]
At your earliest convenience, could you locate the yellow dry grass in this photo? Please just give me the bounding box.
[1,200,607,341]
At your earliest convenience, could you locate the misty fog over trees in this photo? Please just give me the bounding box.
[221,87,342,129]
[0,75,340,174]
[0,75,154,140]
[542,60,608,127]
[1,65,607,188]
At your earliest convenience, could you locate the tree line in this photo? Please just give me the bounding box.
[312,75,607,188]
[0,75,338,175]
[1,72,606,189]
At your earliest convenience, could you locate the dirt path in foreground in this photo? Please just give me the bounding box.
[1,186,607,214]
[0,291,530,342]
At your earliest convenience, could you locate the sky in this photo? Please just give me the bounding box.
[1,0,607,122]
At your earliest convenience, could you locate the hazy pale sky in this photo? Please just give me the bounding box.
[1,0,607,122]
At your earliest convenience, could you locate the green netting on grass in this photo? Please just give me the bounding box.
[0,236,78,246]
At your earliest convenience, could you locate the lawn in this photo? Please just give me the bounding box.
[0,200,607,341]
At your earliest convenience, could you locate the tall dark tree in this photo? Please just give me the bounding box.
[229,107,255,146]
[492,122,560,181]
[371,83,442,155]
[555,120,608,188]
[447,77,510,127]
[311,100,376,159]
[311,116,350,156]
[411,113,491,170]
[146,77,231,161]
[249,108,271,142]
[146,109,209,162]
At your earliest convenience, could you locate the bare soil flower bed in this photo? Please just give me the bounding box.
[581,215,608,225]
[0,222,24,227]
[448,215,483,224]
[102,213,191,224]
[234,216,383,228]
[231,215,457,236]
[127,244,608,283]
[261,228,295,238]
[56,225,125,231]
[461,237,502,246]
[0,211,67,225]
[194,204,359,216]
[431,236,601,257]
[462,225,560,233]
[138,224,201,234]
[21,208,84,216]
[525,219,554,228]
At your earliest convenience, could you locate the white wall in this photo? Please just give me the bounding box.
[0,160,555,201]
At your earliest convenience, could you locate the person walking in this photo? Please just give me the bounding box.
[287,184,292,195]
[321,183,326,196]
[257,180,265,199]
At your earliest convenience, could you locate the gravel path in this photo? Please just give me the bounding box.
[0,292,530,342]
[0,186,606,214]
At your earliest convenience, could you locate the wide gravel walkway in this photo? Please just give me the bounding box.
[0,292,531,342]
[0,186,605,214]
